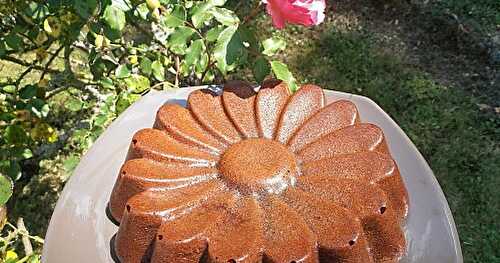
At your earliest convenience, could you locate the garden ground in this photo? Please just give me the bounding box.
[2,0,499,262]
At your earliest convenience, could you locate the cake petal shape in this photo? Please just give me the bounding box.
[188,89,242,144]
[282,189,372,261]
[275,84,325,143]
[297,123,387,163]
[206,197,265,262]
[155,103,226,154]
[363,212,406,262]
[255,81,290,139]
[261,78,283,89]
[262,196,318,263]
[109,158,218,222]
[110,81,409,262]
[114,181,224,262]
[222,81,259,138]
[376,168,409,220]
[150,192,239,263]
[302,152,396,182]
[288,100,359,152]
[297,175,388,218]
[129,128,217,166]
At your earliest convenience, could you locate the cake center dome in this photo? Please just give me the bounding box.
[219,138,298,194]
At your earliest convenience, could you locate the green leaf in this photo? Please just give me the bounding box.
[9,147,33,159]
[191,3,213,28]
[2,85,15,93]
[27,254,41,263]
[116,92,140,114]
[262,37,286,56]
[195,53,209,75]
[125,74,151,93]
[100,77,114,89]
[73,0,98,19]
[206,26,223,42]
[93,114,108,127]
[151,60,165,81]
[4,160,21,181]
[29,99,50,118]
[168,26,196,54]
[213,25,238,75]
[0,40,6,57]
[146,0,161,10]
[0,175,13,205]
[19,85,38,99]
[25,2,49,21]
[103,5,126,32]
[0,112,15,122]
[253,57,271,83]
[31,122,58,143]
[270,61,298,92]
[208,0,227,6]
[238,25,259,53]
[65,97,84,112]
[211,7,239,26]
[134,3,150,20]
[5,34,23,51]
[162,5,186,28]
[185,39,205,67]
[4,250,18,263]
[115,64,131,79]
[140,57,153,76]
[63,156,80,173]
[4,125,29,145]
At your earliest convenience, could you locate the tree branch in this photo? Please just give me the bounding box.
[40,45,64,81]
[243,2,263,24]
[72,42,90,54]
[5,39,54,56]
[175,56,180,87]
[17,218,33,257]
[2,55,60,74]
[126,13,168,49]
[16,66,34,86]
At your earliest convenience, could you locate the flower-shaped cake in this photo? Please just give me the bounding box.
[108,80,409,263]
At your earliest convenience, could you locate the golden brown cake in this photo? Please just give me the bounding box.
[108,80,409,263]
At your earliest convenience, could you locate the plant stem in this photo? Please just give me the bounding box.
[175,56,180,88]
[40,45,64,81]
[243,1,263,24]
[16,218,33,257]
[2,56,60,74]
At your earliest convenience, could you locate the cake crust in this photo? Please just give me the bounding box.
[108,80,409,263]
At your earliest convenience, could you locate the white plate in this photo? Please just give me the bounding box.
[42,87,462,263]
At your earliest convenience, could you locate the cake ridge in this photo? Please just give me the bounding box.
[108,80,409,263]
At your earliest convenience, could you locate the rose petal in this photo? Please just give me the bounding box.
[264,0,326,29]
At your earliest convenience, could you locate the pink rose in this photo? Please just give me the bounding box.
[263,0,326,29]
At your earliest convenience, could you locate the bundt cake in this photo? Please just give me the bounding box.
[108,80,409,263]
